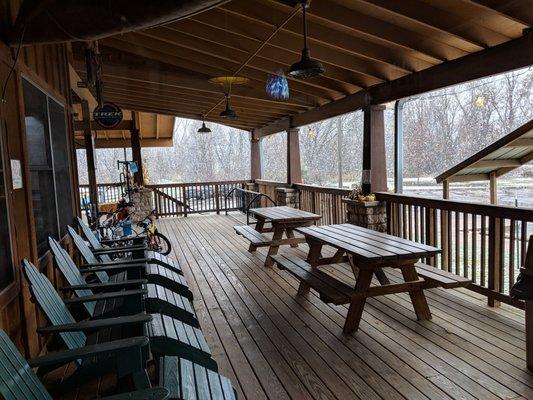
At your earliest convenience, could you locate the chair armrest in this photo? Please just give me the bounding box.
[36,313,152,334]
[100,388,169,400]
[63,288,147,304]
[28,336,149,368]
[83,258,151,267]
[93,245,147,255]
[100,236,146,245]
[61,279,147,292]
[80,264,147,274]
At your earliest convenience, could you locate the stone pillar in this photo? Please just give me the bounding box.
[343,198,386,232]
[276,187,299,208]
[130,188,154,223]
[287,127,302,184]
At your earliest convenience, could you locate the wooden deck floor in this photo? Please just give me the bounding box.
[157,213,533,400]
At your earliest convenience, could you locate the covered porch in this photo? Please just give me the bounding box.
[156,213,529,400]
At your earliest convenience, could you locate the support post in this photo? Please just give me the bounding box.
[394,100,404,193]
[250,130,262,180]
[362,105,387,194]
[130,128,144,186]
[287,127,302,184]
[81,100,98,221]
[443,179,450,199]
[489,171,497,205]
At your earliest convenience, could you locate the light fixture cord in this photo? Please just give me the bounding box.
[302,3,308,54]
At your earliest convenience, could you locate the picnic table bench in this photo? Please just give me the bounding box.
[272,223,471,334]
[234,206,321,267]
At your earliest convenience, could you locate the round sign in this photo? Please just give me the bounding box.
[93,102,123,129]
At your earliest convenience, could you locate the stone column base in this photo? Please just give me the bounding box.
[276,187,299,208]
[342,198,386,232]
[131,188,154,223]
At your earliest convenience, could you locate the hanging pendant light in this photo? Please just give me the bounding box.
[289,1,325,79]
[219,93,237,119]
[197,118,211,133]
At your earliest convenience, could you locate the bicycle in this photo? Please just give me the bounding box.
[134,210,172,256]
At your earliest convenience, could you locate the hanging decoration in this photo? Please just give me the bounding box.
[219,93,237,119]
[266,69,289,100]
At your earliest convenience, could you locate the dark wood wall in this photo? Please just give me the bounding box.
[0,31,79,357]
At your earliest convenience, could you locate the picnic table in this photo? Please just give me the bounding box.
[272,223,469,334]
[234,206,321,267]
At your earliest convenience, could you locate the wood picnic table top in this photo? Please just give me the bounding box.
[249,206,321,223]
[296,223,441,264]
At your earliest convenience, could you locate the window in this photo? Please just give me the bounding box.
[0,124,13,290]
[22,79,74,255]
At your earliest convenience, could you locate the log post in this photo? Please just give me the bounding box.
[130,128,144,186]
[489,171,497,205]
[287,127,302,184]
[81,100,98,221]
[362,105,387,194]
[251,130,262,181]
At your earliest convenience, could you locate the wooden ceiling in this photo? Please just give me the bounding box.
[73,107,175,148]
[71,0,533,133]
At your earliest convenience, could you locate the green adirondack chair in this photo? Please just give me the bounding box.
[0,330,170,400]
[63,232,199,327]
[77,217,182,274]
[22,260,153,391]
[49,238,217,371]
[68,225,193,300]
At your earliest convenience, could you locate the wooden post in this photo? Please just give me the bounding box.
[130,128,144,186]
[250,131,262,180]
[524,236,533,371]
[287,127,302,184]
[488,216,502,307]
[81,100,98,219]
[489,171,497,205]
[443,179,450,199]
[362,105,387,194]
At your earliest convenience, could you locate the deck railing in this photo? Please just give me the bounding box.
[295,183,350,225]
[147,180,251,217]
[255,179,289,207]
[376,192,532,308]
[79,183,123,204]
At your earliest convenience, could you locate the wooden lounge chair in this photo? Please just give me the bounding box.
[63,233,199,326]
[48,240,217,370]
[0,329,170,400]
[159,356,238,400]
[22,260,153,390]
[77,217,182,274]
[68,225,193,300]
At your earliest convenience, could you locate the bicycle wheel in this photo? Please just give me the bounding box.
[150,232,172,256]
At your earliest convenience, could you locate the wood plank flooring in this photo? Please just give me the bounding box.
[158,213,533,400]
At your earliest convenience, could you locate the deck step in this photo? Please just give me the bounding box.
[415,262,471,288]
[272,254,352,305]
[234,225,272,246]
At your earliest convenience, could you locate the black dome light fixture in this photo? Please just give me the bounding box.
[219,93,237,119]
[197,117,211,133]
[289,1,325,79]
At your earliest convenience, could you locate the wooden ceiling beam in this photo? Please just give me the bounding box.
[101,34,341,104]
[73,120,134,131]
[253,0,465,62]
[130,29,353,98]
[357,0,510,50]
[508,138,533,147]
[110,98,270,126]
[187,7,430,73]
[460,0,533,27]
[257,31,533,133]
[72,56,314,109]
[165,18,397,83]
[101,79,309,111]
[104,91,287,119]
[104,88,290,118]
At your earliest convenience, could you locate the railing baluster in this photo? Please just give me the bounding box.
[472,214,477,284]
[509,219,516,288]
[463,213,469,278]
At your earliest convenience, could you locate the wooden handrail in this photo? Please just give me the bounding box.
[375,192,533,221]
[293,183,351,196]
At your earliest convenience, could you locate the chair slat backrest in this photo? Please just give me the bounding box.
[22,260,87,353]
[48,237,96,316]
[67,225,110,283]
[0,330,52,400]
[77,217,103,250]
